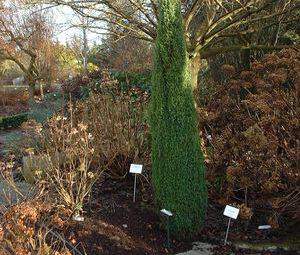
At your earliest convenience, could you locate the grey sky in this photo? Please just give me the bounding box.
[52,6,103,45]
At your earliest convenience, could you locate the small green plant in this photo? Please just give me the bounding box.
[111,70,152,92]
[0,113,28,130]
[29,92,63,123]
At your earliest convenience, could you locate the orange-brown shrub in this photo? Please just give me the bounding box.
[74,83,151,179]
[0,90,29,106]
[0,90,29,115]
[0,200,72,255]
[200,49,299,228]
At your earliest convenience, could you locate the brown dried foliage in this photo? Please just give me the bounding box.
[73,71,151,179]
[0,200,72,255]
[200,49,300,227]
[0,90,29,115]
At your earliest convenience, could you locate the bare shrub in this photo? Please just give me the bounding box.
[36,111,100,215]
[75,90,150,179]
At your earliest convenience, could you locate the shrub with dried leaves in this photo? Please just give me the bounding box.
[200,49,299,228]
[73,78,150,179]
[0,200,72,255]
[35,112,100,215]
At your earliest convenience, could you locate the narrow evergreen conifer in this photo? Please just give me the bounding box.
[150,0,207,237]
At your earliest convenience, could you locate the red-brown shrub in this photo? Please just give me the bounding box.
[73,78,151,179]
[0,90,29,106]
[200,49,299,228]
[0,200,72,254]
[0,90,29,115]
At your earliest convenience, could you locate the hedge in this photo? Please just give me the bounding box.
[0,113,28,130]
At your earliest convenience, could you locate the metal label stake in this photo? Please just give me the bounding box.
[224,218,231,245]
[161,209,173,248]
[166,216,170,248]
[133,173,137,202]
[129,164,143,203]
[223,205,239,245]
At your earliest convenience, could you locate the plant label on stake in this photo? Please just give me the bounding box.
[161,209,173,217]
[224,205,239,219]
[258,225,271,230]
[160,209,173,248]
[223,205,239,245]
[258,225,271,238]
[129,164,143,202]
[72,214,84,222]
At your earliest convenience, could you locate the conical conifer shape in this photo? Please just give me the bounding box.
[150,0,207,237]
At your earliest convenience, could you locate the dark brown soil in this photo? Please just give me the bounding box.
[66,176,192,255]
[62,175,299,255]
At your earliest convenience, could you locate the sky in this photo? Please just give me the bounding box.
[51,6,103,45]
[3,0,105,46]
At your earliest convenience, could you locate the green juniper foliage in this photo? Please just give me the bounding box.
[150,0,207,237]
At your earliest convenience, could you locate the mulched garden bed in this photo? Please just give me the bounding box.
[62,174,299,255]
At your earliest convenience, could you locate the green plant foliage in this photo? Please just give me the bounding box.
[150,0,207,237]
[0,113,28,130]
[63,69,151,101]
[111,71,152,92]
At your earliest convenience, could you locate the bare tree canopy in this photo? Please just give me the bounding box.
[29,0,299,87]
[31,0,299,57]
[0,0,55,97]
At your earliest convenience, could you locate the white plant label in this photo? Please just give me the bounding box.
[72,214,84,222]
[223,205,239,219]
[130,164,143,202]
[258,225,271,230]
[161,209,173,217]
[129,164,143,174]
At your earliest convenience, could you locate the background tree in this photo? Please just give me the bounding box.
[52,42,82,80]
[36,38,57,93]
[34,0,299,89]
[69,13,91,74]
[151,0,207,237]
[99,34,152,73]
[0,0,54,98]
[0,60,22,81]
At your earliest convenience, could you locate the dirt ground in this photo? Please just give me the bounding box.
[61,175,299,255]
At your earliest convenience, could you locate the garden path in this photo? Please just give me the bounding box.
[176,242,215,255]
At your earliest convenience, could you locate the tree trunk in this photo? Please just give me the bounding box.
[26,75,36,103]
[189,53,209,105]
[40,83,44,99]
[45,79,52,93]
[83,25,88,74]
[28,83,35,104]
[189,54,201,90]
[241,49,251,69]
